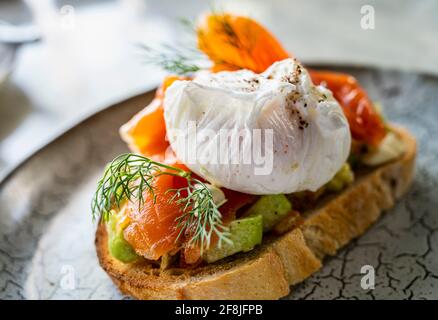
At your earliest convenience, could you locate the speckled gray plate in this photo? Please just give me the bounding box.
[1,66,437,300]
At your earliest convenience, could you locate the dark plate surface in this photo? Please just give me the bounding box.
[1,66,437,300]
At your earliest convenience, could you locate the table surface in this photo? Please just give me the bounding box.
[0,0,437,180]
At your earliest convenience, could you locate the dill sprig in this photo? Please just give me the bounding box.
[137,43,203,75]
[91,153,230,251]
[136,11,249,75]
[170,180,231,252]
[91,153,185,221]
[177,16,196,32]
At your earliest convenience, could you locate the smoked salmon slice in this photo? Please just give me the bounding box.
[309,70,386,146]
[119,76,187,159]
[123,173,186,261]
[197,13,290,73]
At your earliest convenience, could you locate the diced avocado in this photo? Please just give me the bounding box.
[108,232,139,263]
[204,215,263,263]
[244,194,292,231]
[107,214,139,263]
[326,163,354,192]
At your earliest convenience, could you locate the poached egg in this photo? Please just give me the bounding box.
[163,58,351,194]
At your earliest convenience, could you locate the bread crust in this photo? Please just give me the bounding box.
[95,126,416,300]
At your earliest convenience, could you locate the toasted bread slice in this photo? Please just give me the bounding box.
[95,126,416,300]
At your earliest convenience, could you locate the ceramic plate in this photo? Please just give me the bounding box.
[1,66,437,300]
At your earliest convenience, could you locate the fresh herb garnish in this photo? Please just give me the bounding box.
[170,180,230,250]
[136,11,249,75]
[137,43,203,75]
[91,153,230,252]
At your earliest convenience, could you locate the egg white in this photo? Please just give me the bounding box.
[163,58,351,194]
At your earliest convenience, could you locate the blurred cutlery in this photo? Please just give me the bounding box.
[0,19,41,44]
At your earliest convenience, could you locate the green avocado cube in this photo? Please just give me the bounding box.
[244,194,292,231]
[107,214,139,263]
[326,163,354,192]
[108,232,139,263]
[204,215,263,263]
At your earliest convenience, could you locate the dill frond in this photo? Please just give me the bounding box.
[137,43,203,75]
[91,153,230,251]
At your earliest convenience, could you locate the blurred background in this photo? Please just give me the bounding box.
[0,0,437,180]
